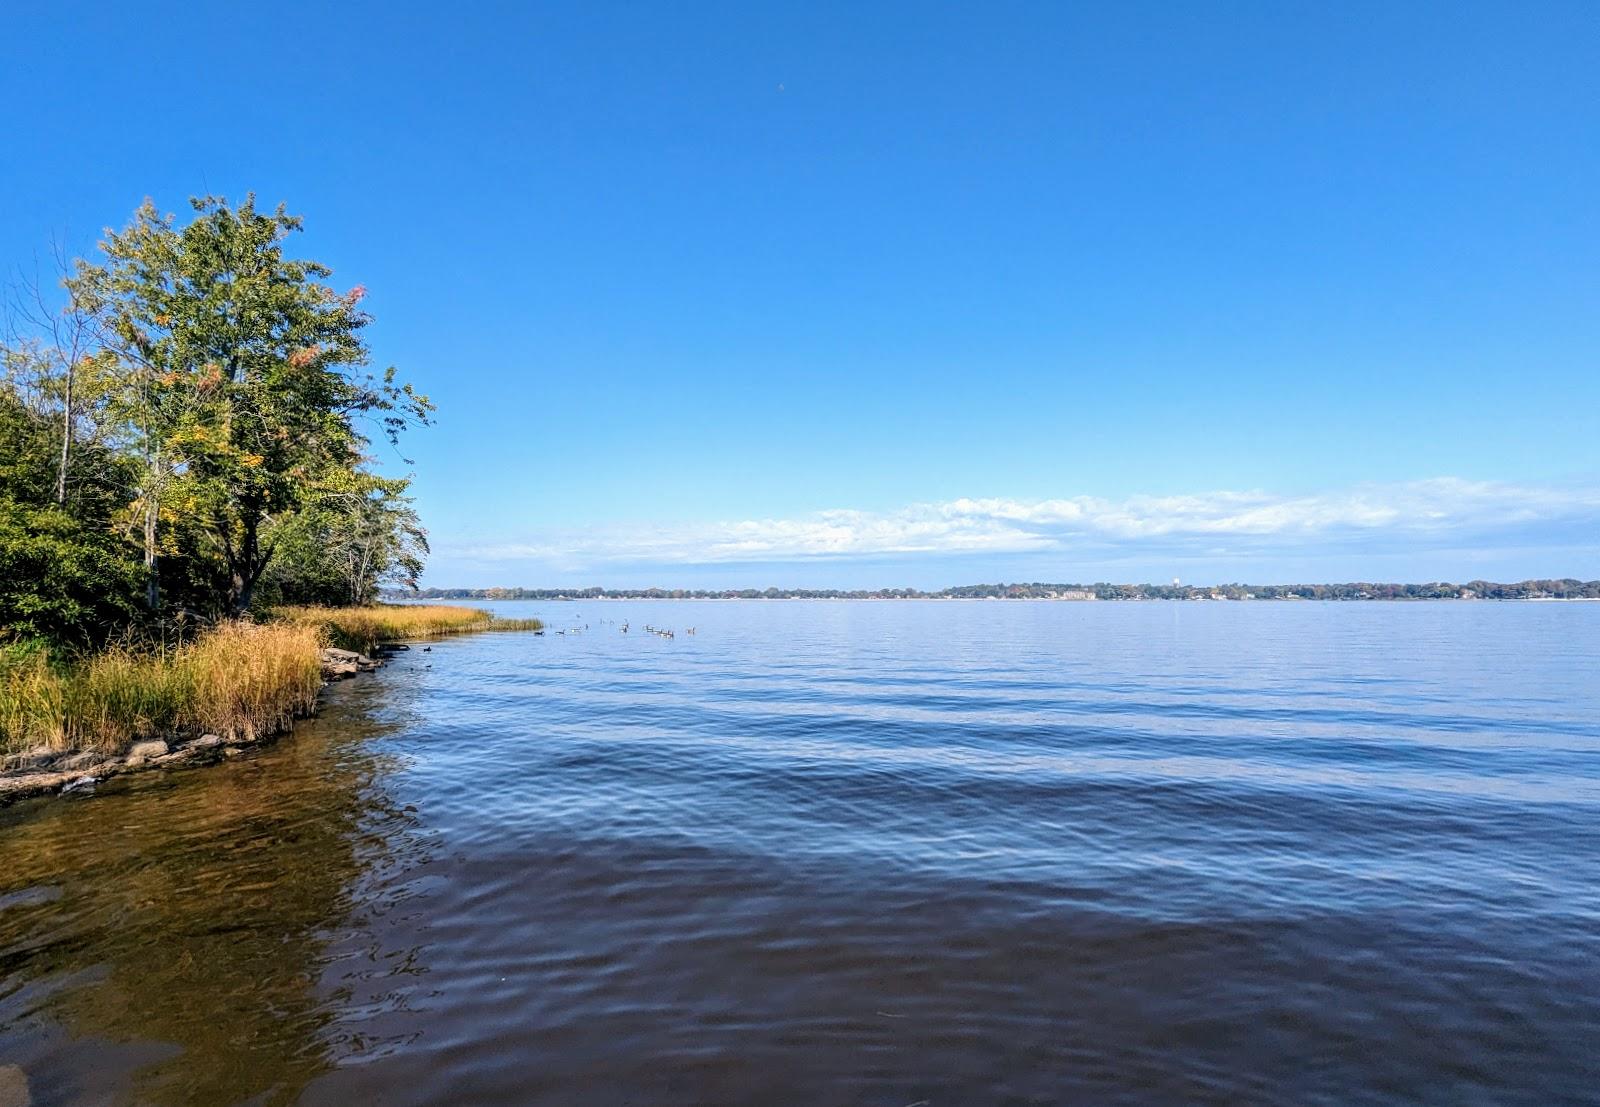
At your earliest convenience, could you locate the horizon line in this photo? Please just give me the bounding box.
[396,576,1600,596]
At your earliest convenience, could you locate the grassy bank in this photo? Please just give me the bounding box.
[1,604,541,761]
[274,604,544,654]
[1,622,323,757]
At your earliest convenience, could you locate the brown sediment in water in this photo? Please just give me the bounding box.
[0,685,398,1103]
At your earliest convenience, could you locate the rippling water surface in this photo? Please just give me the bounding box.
[1,600,1598,1105]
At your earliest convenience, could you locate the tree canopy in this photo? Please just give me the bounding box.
[1,194,433,648]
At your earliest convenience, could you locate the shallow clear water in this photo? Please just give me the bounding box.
[1,600,1598,1105]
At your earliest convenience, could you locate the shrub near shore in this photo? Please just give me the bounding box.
[0,605,541,760]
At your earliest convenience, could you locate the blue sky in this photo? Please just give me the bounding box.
[3,1,1597,586]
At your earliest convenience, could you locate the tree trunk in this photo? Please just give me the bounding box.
[55,360,73,505]
[143,490,160,612]
[140,433,162,614]
[229,568,257,618]
[224,506,274,617]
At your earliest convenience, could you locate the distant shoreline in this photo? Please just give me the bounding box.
[400,595,1600,603]
[394,579,1600,603]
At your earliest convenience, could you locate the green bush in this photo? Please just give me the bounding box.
[0,500,143,650]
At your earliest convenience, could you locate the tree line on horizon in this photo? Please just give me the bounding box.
[399,579,1600,602]
[2,195,431,650]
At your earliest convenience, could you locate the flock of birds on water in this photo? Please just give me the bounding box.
[409,615,695,672]
[544,617,696,640]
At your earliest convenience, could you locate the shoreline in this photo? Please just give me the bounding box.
[414,595,1600,603]
[0,643,397,808]
[0,605,544,810]
[402,577,1600,604]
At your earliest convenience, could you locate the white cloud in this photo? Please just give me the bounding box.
[439,478,1600,568]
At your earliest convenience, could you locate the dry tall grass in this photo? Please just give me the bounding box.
[0,622,323,757]
[1,605,543,762]
[180,622,323,744]
[274,604,542,653]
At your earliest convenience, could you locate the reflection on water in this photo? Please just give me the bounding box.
[0,676,425,1106]
[1,601,1598,1105]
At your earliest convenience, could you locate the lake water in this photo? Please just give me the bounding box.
[1,600,1597,1105]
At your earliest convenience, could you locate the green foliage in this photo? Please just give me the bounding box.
[0,375,143,648]
[258,470,428,607]
[64,194,433,615]
[0,501,143,648]
[0,192,436,651]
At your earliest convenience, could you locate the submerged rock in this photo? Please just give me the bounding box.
[0,1063,29,1107]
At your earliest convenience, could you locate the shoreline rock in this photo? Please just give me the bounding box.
[0,735,227,805]
[319,646,383,680]
[125,740,169,766]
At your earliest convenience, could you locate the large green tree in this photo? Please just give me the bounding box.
[67,196,432,616]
